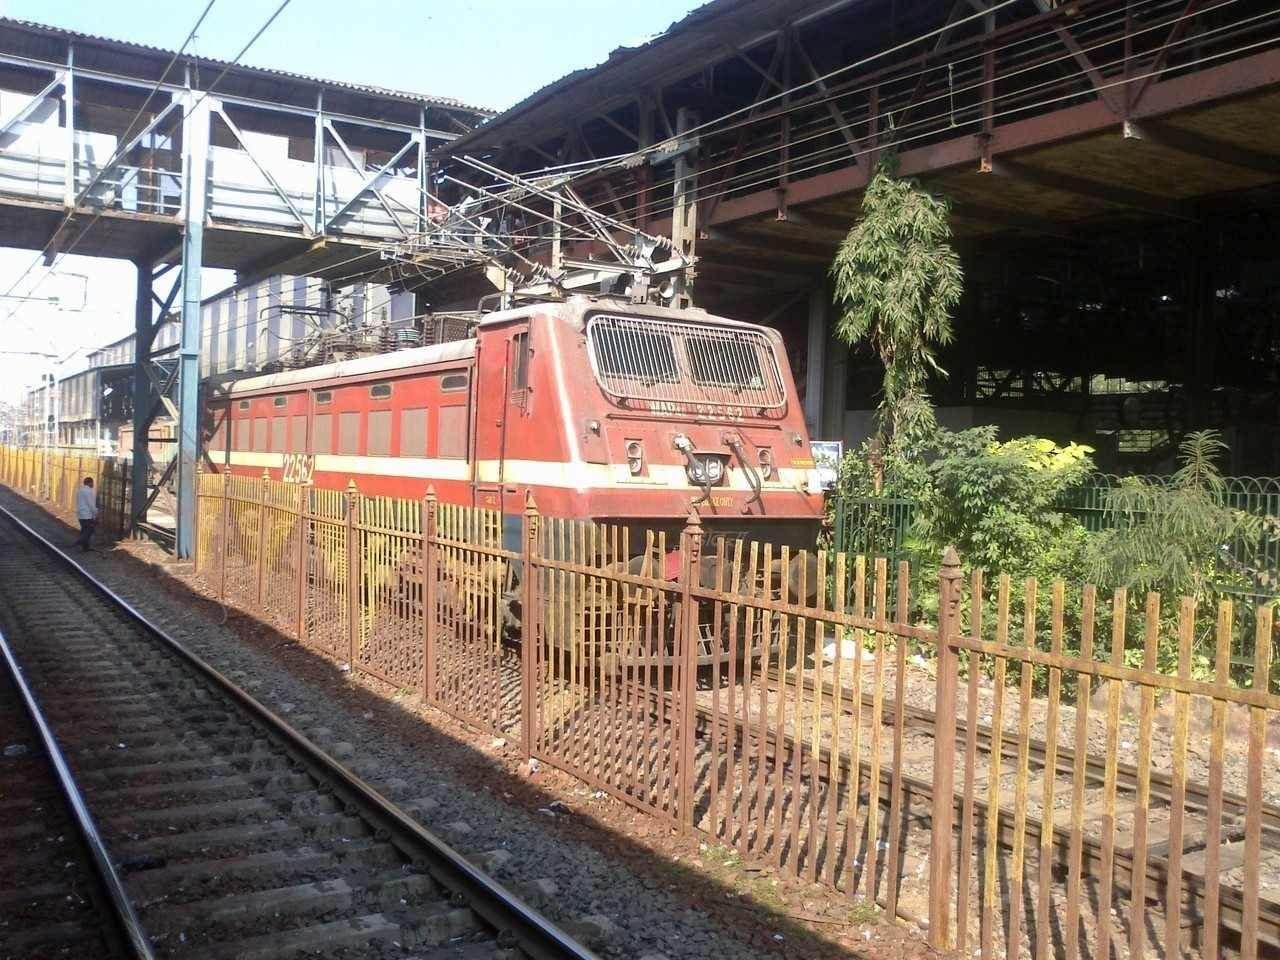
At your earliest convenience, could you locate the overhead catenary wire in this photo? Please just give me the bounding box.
[357,4,1277,295]
[564,0,1265,231]
[497,4,1279,240]
[350,0,1246,294]
[319,0,1174,288]
[150,0,1277,317]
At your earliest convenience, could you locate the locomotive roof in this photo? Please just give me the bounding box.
[221,338,477,396]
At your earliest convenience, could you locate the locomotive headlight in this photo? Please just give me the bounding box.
[625,440,644,475]
[758,448,774,480]
[685,453,726,485]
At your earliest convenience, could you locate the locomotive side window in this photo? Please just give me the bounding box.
[253,417,269,452]
[290,415,306,453]
[313,413,332,454]
[400,408,427,457]
[270,416,287,453]
[441,372,468,392]
[370,383,392,400]
[511,332,529,392]
[315,390,332,404]
[438,406,468,459]
[368,410,392,456]
[338,411,360,455]
[273,396,287,408]
[238,400,250,410]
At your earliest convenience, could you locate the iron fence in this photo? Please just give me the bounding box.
[833,474,1280,600]
[0,444,130,539]
[3,463,1265,958]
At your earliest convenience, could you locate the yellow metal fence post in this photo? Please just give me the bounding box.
[678,508,703,834]
[346,479,360,671]
[520,491,540,760]
[928,546,964,950]
[422,487,439,703]
[254,469,269,609]
[218,472,230,602]
[295,482,308,642]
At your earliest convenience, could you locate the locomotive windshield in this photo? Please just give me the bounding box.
[686,335,766,390]
[586,313,786,412]
[590,321,679,384]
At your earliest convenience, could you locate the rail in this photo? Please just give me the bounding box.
[0,503,600,960]
[0,624,155,959]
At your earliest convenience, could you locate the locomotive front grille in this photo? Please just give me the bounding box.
[586,313,786,413]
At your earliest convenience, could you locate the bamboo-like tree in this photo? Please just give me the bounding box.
[830,155,963,446]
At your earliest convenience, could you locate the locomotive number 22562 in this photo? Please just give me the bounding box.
[282,453,315,484]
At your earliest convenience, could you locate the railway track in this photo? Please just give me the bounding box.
[0,631,145,959]
[0,506,597,960]
[615,658,1279,953]
[771,666,1280,835]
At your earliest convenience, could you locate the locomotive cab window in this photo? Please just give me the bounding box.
[511,331,530,393]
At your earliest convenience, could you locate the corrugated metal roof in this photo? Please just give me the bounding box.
[0,17,496,117]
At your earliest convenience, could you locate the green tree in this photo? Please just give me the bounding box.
[1088,430,1263,603]
[829,155,963,445]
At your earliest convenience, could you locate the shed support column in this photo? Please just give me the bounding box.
[821,319,848,442]
[176,93,211,559]
[671,106,698,308]
[804,286,826,436]
[131,261,155,528]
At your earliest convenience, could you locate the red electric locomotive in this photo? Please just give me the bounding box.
[204,294,824,551]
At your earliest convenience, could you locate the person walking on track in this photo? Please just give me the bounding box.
[75,476,98,552]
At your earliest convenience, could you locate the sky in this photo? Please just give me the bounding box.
[0,0,705,403]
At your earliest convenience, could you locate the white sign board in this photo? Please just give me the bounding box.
[810,440,843,491]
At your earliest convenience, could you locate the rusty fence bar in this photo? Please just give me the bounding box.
[165,471,1280,955]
